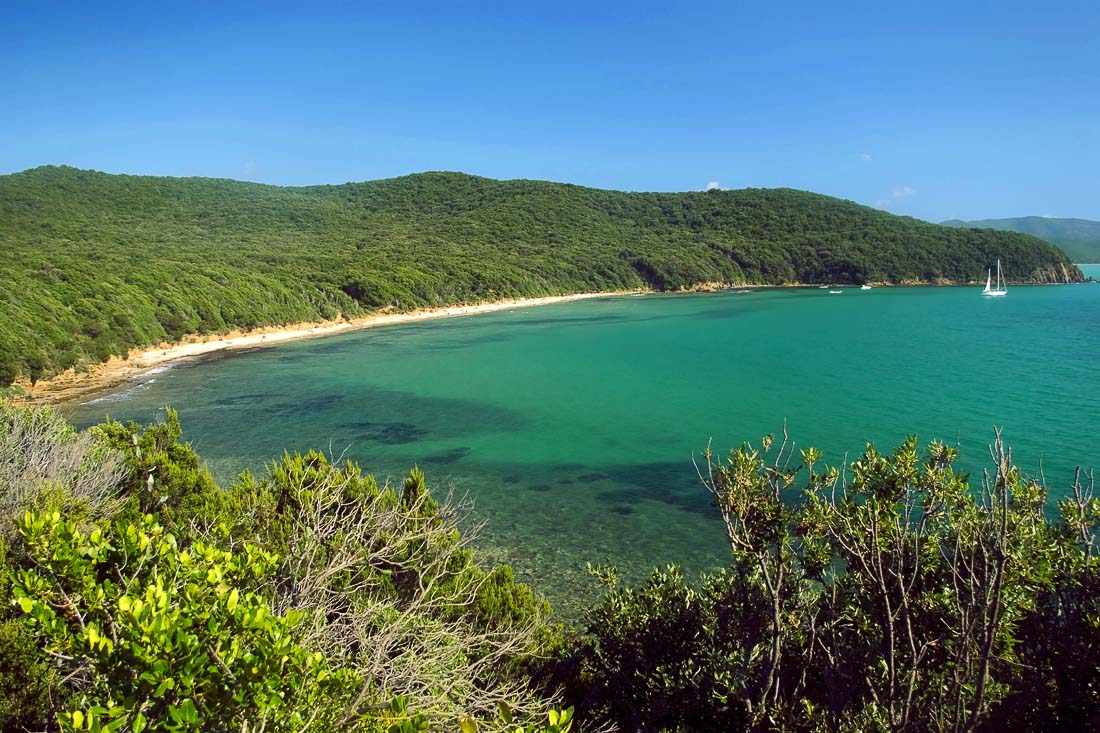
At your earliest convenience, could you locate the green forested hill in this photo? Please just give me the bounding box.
[941,216,1100,263]
[0,165,1082,384]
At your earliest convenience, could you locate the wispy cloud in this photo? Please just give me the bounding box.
[859,152,873,161]
[242,160,257,177]
[876,185,915,209]
[706,181,721,190]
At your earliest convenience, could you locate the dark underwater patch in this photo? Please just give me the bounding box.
[340,386,527,438]
[298,394,345,412]
[595,460,712,516]
[211,392,277,407]
[692,306,751,320]
[421,331,517,350]
[347,420,429,445]
[421,446,471,465]
[603,460,695,496]
[596,487,642,504]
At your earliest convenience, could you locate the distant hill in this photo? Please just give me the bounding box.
[0,165,1082,385]
[941,216,1100,263]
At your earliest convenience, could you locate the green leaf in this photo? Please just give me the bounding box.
[226,587,239,611]
[179,698,198,724]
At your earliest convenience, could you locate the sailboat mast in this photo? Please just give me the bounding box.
[981,259,1007,296]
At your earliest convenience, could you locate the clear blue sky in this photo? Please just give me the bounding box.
[2,0,1097,221]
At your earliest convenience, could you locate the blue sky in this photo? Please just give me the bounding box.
[2,0,1097,221]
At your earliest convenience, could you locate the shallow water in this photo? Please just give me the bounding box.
[67,283,1100,616]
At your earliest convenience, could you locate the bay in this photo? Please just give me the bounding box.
[66,283,1100,615]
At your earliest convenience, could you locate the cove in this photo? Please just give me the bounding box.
[66,284,1100,616]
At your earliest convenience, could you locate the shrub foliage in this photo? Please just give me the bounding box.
[1,402,566,732]
[3,400,1099,731]
[553,433,1100,732]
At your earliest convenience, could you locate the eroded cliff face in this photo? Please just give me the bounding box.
[1064,263,1086,283]
[1035,263,1087,283]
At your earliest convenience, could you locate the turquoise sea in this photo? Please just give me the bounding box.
[67,277,1100,615]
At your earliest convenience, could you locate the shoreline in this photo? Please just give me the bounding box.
[16,277,1084,406]
[21,292,635,406]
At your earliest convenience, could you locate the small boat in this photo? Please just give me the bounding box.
[818,285,829,289]
[829,290,843,294]
[982,260,1007,297]
[860,284,872,290]
[736,289,751,294]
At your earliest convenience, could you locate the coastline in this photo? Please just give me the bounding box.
[21,292,635,406]
[15,276,1083,406]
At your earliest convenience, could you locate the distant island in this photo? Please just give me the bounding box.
[942,216,1100,264]
[0,165,1082,387]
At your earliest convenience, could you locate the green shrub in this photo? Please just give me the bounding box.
[11,511,362,732]
[226,451,556,726]
[557,434,1100,732]
[1,404,571,731]
[0,618,58,730]
[91,406,229,532]
[0,399,127,547]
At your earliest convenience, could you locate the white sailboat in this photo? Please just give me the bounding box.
[982,259,1007,297]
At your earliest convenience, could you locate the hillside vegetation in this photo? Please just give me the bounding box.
[942,216,1100,263]
[0,165,1082,384]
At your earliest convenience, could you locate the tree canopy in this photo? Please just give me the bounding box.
[0,165,1082,384]
[942,216,1100,263]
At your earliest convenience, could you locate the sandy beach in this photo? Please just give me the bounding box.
[14,279,1002,406]
[21,292,634,405]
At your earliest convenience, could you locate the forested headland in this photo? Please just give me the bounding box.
[0,165,1083,386]
[942,216,1100,264]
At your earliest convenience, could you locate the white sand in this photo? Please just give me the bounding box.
[24,292,633,404]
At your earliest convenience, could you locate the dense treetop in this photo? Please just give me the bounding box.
[942,216,1100,264]
[0,165,1082,384]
